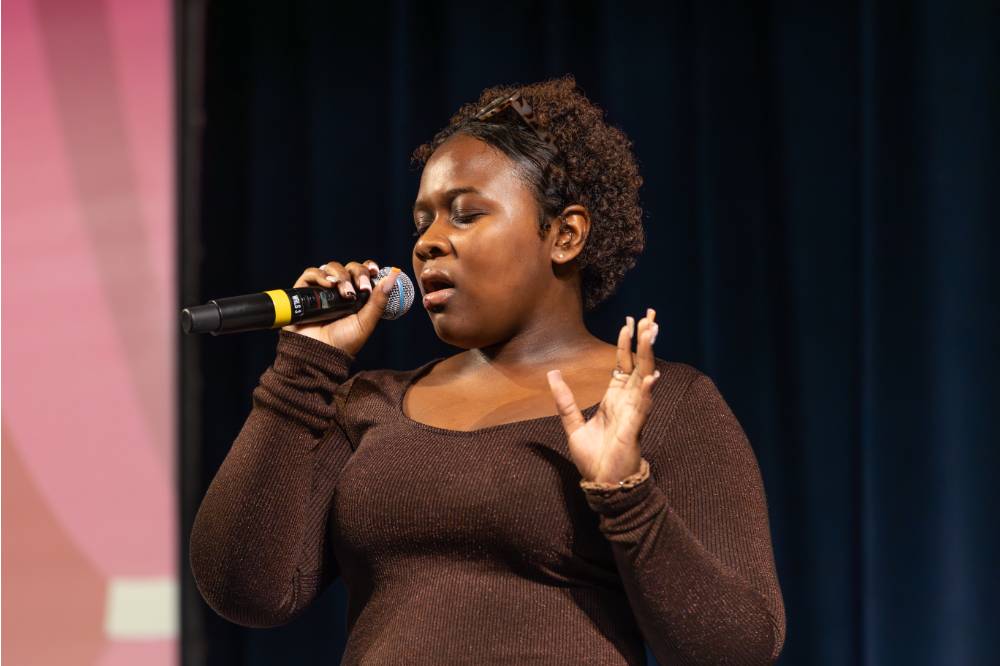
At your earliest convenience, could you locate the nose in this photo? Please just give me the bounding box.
[413,220,452,262]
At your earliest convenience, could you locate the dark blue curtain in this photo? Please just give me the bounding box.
[180,1,1000,664]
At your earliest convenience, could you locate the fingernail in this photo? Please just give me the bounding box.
[360,275,372,292]
[654,370,661,378]
[381,267,400,294]
[627,316,634,334]
[650,324,659,345]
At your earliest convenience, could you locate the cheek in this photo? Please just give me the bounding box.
[468,223,547,292]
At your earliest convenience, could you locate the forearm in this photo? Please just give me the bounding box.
[189,331,357,627]
[588,480,781,664]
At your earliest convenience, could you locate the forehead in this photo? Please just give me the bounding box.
[415,134,522,204]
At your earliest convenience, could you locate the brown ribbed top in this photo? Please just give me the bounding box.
[189,330,786,665]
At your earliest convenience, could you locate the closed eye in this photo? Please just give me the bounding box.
[412,213,482,237]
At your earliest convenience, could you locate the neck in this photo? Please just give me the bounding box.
[467,282,610,373]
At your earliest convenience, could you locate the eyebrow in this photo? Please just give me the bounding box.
[412,187,483,215]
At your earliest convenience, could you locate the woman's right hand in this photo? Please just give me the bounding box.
[282,259,401,357]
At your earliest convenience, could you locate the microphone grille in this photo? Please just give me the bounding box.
[375,266,415,320]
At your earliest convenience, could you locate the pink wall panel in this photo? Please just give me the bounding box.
[2,0,176,663]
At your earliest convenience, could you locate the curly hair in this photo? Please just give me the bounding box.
[411,74,644,312]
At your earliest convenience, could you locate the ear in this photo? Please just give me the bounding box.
[549,204,590,265]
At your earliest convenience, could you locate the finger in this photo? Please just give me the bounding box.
[620,371,661,443]
[345,261,373,294]
[624,312,648,387]
[635,311,649,352]
[295,266,337,289]
[317,261,341,276]
[640,370,661,410]
[319,262,356,300]
[316,261,344,287]
[615,316,635,376]
[546,369,587,437]
[362,259,380,278]
[354,266,400,331]
[635,308,657,378]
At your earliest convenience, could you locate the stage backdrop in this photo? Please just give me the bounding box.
[181,2,999,665]
[2,0,175,664]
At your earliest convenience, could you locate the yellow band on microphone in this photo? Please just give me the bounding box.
[264,289,292,327]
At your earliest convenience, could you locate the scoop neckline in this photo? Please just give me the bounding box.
[398,356,603,436]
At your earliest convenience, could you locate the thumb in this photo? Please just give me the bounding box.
[354,267,401,332]
[546,369,586,438]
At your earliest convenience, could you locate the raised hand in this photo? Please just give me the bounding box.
[546,308,661,484]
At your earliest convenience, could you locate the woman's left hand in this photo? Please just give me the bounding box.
[547,308,661,484]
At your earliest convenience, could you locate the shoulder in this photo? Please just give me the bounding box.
[642,363,769,532]
[647,358,706,420]
[652,358,703,392]
[651,358,732,407]
[644,359,747,449]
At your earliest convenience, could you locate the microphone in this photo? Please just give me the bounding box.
[181,266,415,335]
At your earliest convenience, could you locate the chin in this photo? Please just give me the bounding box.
[429,315,487,350]
[431,322,472,349]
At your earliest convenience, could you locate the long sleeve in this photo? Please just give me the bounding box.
[582,372,786,665]
[189,329,359,628]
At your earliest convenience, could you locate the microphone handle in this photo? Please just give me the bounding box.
[181,287,369,335]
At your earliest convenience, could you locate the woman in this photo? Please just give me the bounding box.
[189,75,786,664]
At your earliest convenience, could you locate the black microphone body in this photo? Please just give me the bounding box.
[181,267,414,335]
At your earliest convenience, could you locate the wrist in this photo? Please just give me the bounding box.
[579,458,650,496]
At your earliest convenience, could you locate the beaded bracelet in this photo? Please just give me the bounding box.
[579,458,651,496]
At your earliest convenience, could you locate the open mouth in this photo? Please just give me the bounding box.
[420,270,457,312]
[423,278,454,293]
